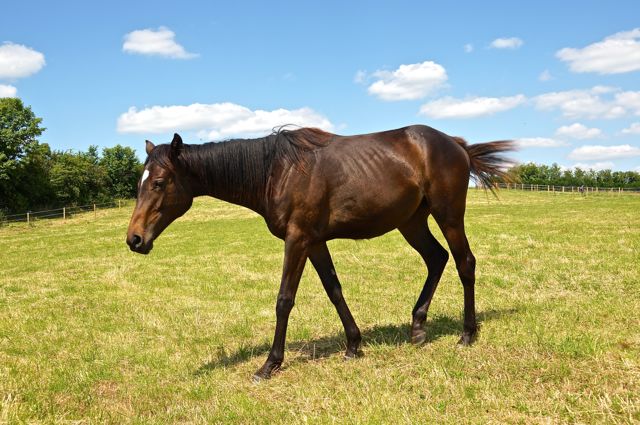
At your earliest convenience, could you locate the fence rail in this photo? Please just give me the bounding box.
[491,182,640,194]
[1,200,131,225]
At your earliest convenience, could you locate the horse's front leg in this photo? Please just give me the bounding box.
[253,232,308,381]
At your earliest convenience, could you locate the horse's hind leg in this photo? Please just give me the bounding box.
[309,243,362,358]
[437,219,478,346]
[398,209,449,345]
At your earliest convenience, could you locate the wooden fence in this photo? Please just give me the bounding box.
[1,200,131,225]
[491,183,640,194]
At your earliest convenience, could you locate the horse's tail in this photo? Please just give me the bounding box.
[453,137,516,194]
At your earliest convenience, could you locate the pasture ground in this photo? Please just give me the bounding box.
[0,190,638,424]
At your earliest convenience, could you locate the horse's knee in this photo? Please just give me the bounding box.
[467,252,476,273]
[276,296,294,317]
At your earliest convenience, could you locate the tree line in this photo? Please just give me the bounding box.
[507,163,640,188]
[1,98,142,214]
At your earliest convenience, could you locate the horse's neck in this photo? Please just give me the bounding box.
[184,138,273,215]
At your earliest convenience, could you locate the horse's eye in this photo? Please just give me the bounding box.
[153,180,165,190]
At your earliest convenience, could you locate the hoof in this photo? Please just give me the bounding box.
[252,362,280,382]
[252,373,268,383]
[457,331,477,347]
[343,350,362,361]
[411,329,427,346]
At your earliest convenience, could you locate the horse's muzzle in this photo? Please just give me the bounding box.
[126,233,152,254]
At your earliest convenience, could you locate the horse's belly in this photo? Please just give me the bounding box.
[326,184,422,239]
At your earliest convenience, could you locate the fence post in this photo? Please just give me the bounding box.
[63,207,66,220]
[118,200,121,209]
[27,211,30,224]
[94,203,96,219]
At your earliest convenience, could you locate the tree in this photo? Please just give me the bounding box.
[49,150,108,206]
[508,162,640,189]
[12,142,54,210]
[0,98,46,211]
[100,145,142,199]
[509,163,540,183]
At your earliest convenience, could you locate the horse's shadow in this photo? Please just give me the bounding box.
[195,308,517,375]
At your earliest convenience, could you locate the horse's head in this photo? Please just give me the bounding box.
[126,133,193,254]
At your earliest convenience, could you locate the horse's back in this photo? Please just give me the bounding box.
[266,125,471,240]
[324,124,470,194]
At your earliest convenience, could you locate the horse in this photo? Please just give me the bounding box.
[126,125,513,381]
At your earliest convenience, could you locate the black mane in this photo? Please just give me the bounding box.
[147,127,334,211]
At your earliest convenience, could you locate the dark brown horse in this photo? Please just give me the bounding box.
[126,125,513,380]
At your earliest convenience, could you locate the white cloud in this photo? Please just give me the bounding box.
[490,37,523,49]
[539,69,552,82]
[0,42,45,79]
[419,94,525,119]
[118,102,249,133]
[615,91,640,115]
[367,61,448,101]
[0,84,17,97]
[621,122,640,135]
[117,102,333,139]
[569,162,615,171]
[204,107,333,139]
[555,123,602,139]
[534,86,640,119]
[568,144,640,161]
[464,43,474,53]
[591,86,619,94]
[123,27,198,59]
[515,137,567,148]
[556,28,640,74]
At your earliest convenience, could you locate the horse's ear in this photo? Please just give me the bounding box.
[171,133,183,156]
[145,140,155,155]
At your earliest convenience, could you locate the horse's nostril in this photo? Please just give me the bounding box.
[132,234,143,249]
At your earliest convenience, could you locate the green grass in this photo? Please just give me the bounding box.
[1,190,639,424]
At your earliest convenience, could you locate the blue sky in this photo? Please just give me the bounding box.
[2,0,640,171]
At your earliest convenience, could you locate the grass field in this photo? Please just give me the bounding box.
[1,190,638,424]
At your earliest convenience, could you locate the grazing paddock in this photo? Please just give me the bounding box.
[0,190,638,423]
